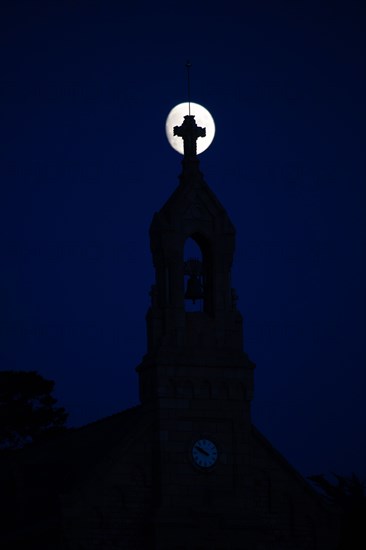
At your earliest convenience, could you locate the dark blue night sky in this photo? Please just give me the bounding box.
[1,2,365,479]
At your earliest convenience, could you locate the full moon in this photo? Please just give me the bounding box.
[165,102,215,155]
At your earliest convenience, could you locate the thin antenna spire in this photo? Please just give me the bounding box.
[185,60,192,115]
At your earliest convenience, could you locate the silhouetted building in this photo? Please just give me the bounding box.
[0,114,339,549]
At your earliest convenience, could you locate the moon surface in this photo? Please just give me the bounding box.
[165,102,215,155]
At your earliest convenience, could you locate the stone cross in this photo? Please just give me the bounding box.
[174,115,206,159]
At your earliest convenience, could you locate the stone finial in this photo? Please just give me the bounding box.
[174,115,206,160]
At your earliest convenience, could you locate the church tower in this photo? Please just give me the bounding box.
[135,109,337,549]
[137,112,257,547]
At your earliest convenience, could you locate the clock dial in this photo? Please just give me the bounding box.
[192,438,218,469]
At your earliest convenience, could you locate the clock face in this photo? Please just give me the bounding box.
[192,438,218,469]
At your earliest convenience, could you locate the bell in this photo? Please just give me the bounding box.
[185,275,204,303]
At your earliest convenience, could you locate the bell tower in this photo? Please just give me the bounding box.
[137,110,256,548]
[140,114,253,376]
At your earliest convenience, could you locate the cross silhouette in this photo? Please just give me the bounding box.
[174,115,206,159]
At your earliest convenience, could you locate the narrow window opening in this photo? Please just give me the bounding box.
[184,234,214,315]
[184,237,203,312]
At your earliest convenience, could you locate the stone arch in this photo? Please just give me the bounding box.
[184,232,213,316]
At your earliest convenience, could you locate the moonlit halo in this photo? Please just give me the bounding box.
[165,102,215,155]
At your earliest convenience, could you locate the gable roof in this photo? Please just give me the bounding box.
[1,405,145,489]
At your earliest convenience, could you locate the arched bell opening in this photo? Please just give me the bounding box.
[184,234,213,315]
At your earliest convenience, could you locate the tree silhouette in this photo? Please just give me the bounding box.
[309,473,366,550]
[0,370,68,449]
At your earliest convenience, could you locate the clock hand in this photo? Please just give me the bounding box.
[195,445,209,457]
